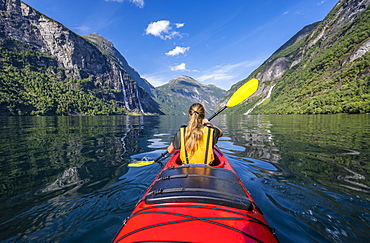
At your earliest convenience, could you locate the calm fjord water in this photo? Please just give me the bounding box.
[0,114,369,242]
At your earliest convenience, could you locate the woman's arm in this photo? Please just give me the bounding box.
[202,119,223,137]
[167,143,176,153]
[167,130,181,153]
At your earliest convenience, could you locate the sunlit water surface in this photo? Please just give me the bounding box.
[0,114,369,242]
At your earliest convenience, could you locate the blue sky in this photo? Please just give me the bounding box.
[22,0,338,90]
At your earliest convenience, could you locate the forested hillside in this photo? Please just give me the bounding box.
[0,38,124,115]
[221,0,370,114]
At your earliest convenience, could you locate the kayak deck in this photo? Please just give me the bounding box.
[113,149,278,243]
[146,164,253,211]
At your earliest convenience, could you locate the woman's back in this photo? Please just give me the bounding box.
[167,103,223,164]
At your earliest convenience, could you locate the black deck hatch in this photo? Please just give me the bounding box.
[145,165,252,211]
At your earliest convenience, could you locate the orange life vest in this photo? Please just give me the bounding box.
[179,126,215,165]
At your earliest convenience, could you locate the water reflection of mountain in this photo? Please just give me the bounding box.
[219,114,370,197]
[1,114,368,226]
[241,132,281,163]
[0,116,162,222]
[219,115,281,164]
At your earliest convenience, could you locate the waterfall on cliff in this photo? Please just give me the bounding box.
[119,71,131,111]
[245,84,276,115]
[135,87,145,113]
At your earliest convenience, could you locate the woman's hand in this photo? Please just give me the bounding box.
[202,119,211,125]
[167,143,176,153]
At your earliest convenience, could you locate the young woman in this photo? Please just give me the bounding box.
[167,103,223,164]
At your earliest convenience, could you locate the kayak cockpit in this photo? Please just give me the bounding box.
[168,148,226,167]
[145,164,253,211]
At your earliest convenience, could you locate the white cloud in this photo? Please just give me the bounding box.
[171,63,187,71]
[198,73,234,82]
[166,31,182,40]
[165,46,190,56]
[146,20,170,37]
[145,20,184,40]
[175,23,185,28]
[105,0,144,8]
[318,1,325,5]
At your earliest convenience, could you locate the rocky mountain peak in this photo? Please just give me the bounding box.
[167,75,203,88]
[84,33,114,49]
[153,76,226,115]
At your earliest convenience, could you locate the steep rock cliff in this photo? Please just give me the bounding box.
[83,33,155,96]
[221,0,370,114]
[0,0,162,115]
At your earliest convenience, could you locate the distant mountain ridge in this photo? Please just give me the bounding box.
[153,75,226,115]
[221,0,370,114]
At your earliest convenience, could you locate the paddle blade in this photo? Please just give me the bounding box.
[226,78,258,107]
[128,160,155,167]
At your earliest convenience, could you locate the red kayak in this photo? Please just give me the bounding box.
[113,147,278,243]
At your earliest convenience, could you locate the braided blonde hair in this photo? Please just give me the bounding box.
[185,103,205,155]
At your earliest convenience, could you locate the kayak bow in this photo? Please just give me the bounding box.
[113,147,278,243]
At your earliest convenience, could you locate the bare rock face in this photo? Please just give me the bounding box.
[257,57,290,82]
[346,38,370,64]
[84,33,155,96]
[0,0,162,114]
[221,0,370,112]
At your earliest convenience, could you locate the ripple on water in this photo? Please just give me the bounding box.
[1,175,154,242]
[220,148,370,243]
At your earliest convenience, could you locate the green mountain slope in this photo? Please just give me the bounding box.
[0,37,124,115]
[222,0,370,114]
[0,1,162,116]
[152,75,226,115]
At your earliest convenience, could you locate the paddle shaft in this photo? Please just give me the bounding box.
[207,106,227,121]
[153,151,169,163]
